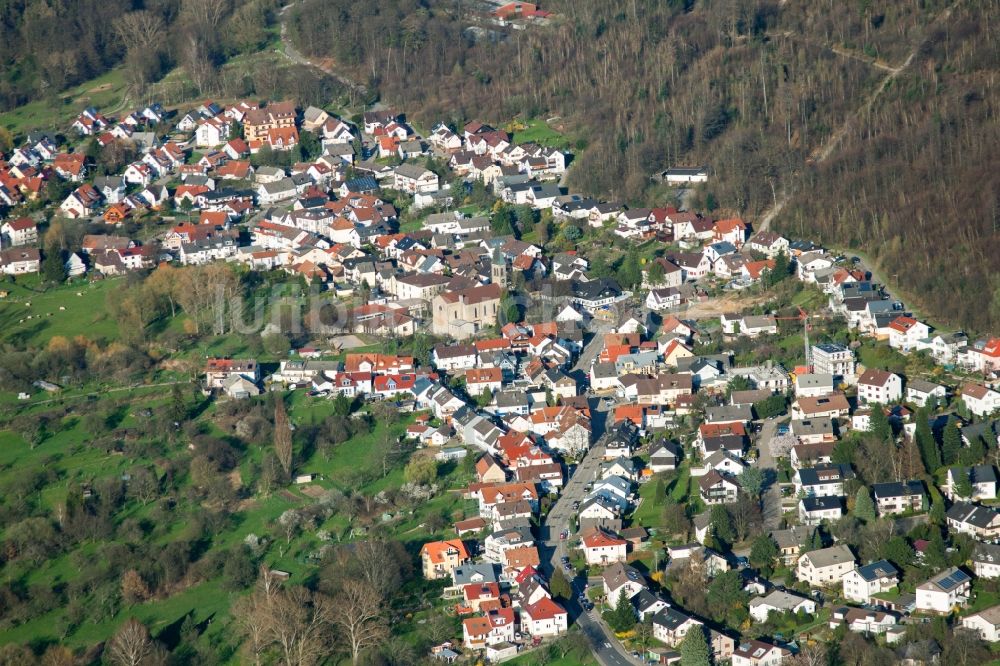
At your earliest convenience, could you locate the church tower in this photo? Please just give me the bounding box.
[491,249,508,286]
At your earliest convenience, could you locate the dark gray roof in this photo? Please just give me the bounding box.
[946,501,1000,528]
[856,560,899,582]
[800,496,841,512]
[872,480,924,499]
[797,463,854,486]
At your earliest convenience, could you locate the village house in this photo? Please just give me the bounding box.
[798,496,843,525]
[520,597,567,637]
[651,607,703,648]
[829,607,900,637]
[0,247,41,275]
[791,393,850,421]
[960,383,1000,418]
[974,543,1000,578]
[961,605,1000,642]
[888,315,931,353]
[420,540,471,579]
[811,343,856,381]
[461,608,516,650]
[204,359,260,389]
[790,441,836,470]
[0,218,38,246]
[243,101,297,142]
[796,545,856,588]
[944,465,999,501]
[857,368,903,405]
[602,562,647,607]
[946,502,1000,541]
[731,640,791,666]
[696,470,740,507]
[771,526,814,566]
[795,373,835,398]
[393,163,440,194]
[906,379,947,407]
[749,590,816,623]
[915,567,971,613]
[649,439,680,472]
[871,480,926,516]
[843,560,900,604]
[793,463,854,497]
[580,528,627,566]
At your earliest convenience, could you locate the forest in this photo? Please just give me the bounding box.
[289,0,1000,333]
[0,0,282,110]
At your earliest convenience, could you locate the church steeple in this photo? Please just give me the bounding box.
[491,248,508,286]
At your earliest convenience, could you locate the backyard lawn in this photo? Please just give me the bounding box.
[511,118,573,150]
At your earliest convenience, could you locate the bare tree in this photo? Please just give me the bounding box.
[786,643,828,666]
[329,580,388,665]
[121,570,151,606]
[232,592,269,666]
[106,618,153,666]
[113,11,165,53]
[264,587,334,666]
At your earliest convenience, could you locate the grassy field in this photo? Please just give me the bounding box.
[511,118,573,150]
[0,276,121,347]
[0,69,128,136]
[0,375,475,660]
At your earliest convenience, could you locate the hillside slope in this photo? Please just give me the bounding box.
[290,0,999,333]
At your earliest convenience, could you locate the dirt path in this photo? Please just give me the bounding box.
[758,2,961,232]
[278,2,368,96]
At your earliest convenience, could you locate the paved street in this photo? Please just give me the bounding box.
[538,439,641,666]
[755,417,784,530]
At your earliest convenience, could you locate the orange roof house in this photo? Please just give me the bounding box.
[420,539,470,580]
[103,203,130,224]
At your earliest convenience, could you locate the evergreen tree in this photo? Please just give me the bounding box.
[678,625,711,666]
[710,505,735,547]
[169,383,188,423]
[832,437,857,465]
[853,486,877,523]
[501,296,521,324]
[954,470,974,499]
[606,589,636,633]
[807,526,826,552]
[749,534,779,576]
[867,404,893,443]
[765,251,790,287]
[959,435,986,466]
[646,260,666,286]
[617,248,643,290]
[915,407,942,471]
[738,467,765,501]
[706,570,748,626]
[491,206,516,236]
[881,536,915,567]
[550,567,572,600]
[929,498,946,524]
[942,417,962,465]
[42,245,66,284]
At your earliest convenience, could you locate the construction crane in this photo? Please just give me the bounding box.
[772,306,836,371]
